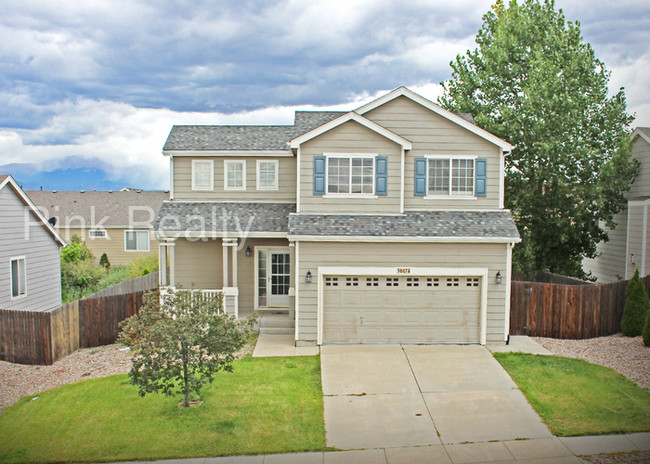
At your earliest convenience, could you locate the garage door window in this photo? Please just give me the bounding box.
[366,277,379,287]
[386,277,399,286]
[325,277,339,286]
[426,278,440,287]
[446,278,460,287]
[467,278,479,287]
[406,277,420,287]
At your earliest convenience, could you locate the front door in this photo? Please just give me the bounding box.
[268,252,290,307]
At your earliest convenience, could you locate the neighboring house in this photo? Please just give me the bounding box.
[27,190,168,266]
[154,87,520,346]
[583,127,650,282]
[0,175,66,311]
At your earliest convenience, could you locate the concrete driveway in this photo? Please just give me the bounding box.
[321,344,552,450]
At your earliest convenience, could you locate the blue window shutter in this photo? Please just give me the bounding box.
[313,156,326,195]
[475,158,487,197]
[414,158,427,196]
[375,156,388,196]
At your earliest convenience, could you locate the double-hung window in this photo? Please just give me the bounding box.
[257,160,278,190]
[125,230,150,252]
[191,160,214,191]
[10,257,26,299]
[225,160,246,191]
[327,155,375,195]
[427,156,475,197]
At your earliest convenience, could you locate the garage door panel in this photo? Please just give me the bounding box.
[323,275,481,344]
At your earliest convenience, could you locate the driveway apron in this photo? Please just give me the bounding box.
[320,344,552,450]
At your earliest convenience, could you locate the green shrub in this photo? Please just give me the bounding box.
[99,253,110,269]
[621,269,650,337]
[643,311,650,346]
[140,268,150,276]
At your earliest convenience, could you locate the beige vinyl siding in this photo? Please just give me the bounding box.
[296,241,508,344]
[628,136,650,200]
[363,96,502,210]
[582,209,629,282]
[299,120,402,214]
[172,237,289,317]
[173,156,296,202]
[0,186,62,311]
[626,204,645,278]
[60,228,159,267]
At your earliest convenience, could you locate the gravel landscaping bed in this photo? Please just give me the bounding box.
[582,451,650,464]
[533,334,650,390]
[0,342,255,413]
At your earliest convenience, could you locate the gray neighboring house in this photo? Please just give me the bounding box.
[583,127,650,282]
[0,175,66,311]
[155,87,521,346]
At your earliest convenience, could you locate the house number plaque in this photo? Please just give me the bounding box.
[397,268,411,274]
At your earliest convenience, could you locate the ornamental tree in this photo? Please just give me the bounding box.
[118,290,256,407]
[439,0,638,278]
[621,269,649,337]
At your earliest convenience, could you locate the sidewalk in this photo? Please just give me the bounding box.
[115,432,650,463]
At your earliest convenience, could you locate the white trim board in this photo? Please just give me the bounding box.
[355,86,514,152]
[290,112,412,150]
[315,266,489,346]
[289,235,521,243]
[164,150,293,157]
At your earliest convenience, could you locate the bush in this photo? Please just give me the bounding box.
[99,253,110,269]
[61,235,94,264]
[621,269,650,337]
[643,307,650,347]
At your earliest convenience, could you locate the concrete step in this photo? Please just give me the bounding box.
[259,327,294,335]
[259,313,295,329]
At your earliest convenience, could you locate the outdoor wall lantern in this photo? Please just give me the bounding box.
[305,270,312,284]
[496,271,502,285]
[245,246,252,257]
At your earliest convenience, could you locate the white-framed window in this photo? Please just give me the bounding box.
[125,230,150,252]
[427,155,475,197]
[10,257,26,299]
[191,159,214,191]
[89,229,107,239]
[326,154,375,196]
[224,160,246,191]
[256,160,279,190]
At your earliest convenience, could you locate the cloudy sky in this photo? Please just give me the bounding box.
[1,0,649,190]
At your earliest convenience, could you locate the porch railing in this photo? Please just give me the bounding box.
[160,287,227,315]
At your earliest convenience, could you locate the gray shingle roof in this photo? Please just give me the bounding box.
[288,210,520,240]
[26,190,169,228]
[0,174,9,185]
[154,202,295,234]
[636,127,650,138]
[163,111,344,152]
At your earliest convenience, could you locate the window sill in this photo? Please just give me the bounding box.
[423,195,477,200]
[224,187,246,191]
[256,187,279,191]
[125,249,151,253]
[10,294,27,301]
[191,188,214,192]
[324,194,378,199]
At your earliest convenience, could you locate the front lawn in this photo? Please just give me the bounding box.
[0,356,326,463]
[494,353,650,436]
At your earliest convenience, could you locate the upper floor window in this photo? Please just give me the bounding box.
[125,230,150,252]
[192,160,214,191]
[415,156,486,198]
[10,257,26,299]
[257,160,278,190]
[89,229,107,239]
[327,155,375,195]
[225,160,246,191]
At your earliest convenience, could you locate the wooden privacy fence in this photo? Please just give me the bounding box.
[0,272,158,365]
[510,275,650,339]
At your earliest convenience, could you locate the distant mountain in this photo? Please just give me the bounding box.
[1,163,130,191]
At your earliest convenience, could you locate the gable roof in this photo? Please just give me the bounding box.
[26,190,169,228]
[632,127,650,145]
[163,111,345,153]
[0,175,66,246]
[289,112,412,149]
[355,87,514,152]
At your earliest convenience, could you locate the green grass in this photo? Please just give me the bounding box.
[0,356,326,463]
[493,353,650,436]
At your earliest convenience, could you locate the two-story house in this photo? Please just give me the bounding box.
[583,127,650,282]
[154,87,520,346]
[0,174,66,311]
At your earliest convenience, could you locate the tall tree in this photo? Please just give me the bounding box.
[439,0,637,277]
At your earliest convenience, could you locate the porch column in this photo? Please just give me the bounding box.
[159,242,168,286]
[222,240,229,288]
[168,240,176,288]
[232,239,239,287]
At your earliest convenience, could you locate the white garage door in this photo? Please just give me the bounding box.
[323,275,481,344]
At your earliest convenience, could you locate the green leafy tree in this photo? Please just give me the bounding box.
[621,269,649,337]
[61,234,94,264]
[643,307,650,347]
[439,0,637,278]
[118,290,257,407]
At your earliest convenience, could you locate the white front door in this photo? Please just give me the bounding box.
[257,249,291,308]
